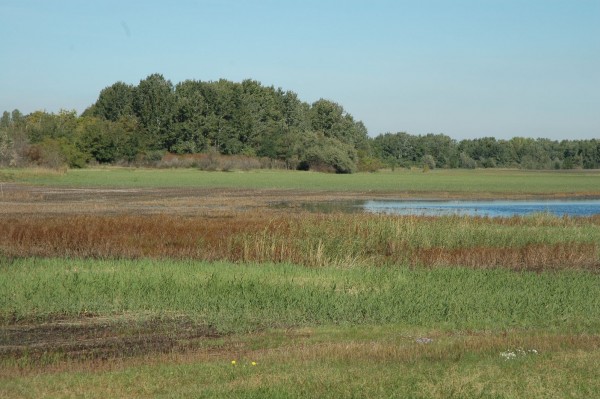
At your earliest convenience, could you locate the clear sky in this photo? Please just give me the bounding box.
[1,0,599,140]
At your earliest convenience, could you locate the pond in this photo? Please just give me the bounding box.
[363,199,600,217]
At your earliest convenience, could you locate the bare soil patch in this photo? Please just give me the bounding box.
[0,315,220,364]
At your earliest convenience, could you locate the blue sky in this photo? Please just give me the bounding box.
[1,0,598,139]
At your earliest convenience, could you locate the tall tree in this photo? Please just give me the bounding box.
[133,74,175,150]
[93,82,135,121]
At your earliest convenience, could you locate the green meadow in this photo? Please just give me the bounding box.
[2,167,600,195]
[3,258,600,332]
[2,258,600,398]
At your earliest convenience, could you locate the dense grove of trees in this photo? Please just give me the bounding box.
[372,133,600,170]
[1,74,599,172]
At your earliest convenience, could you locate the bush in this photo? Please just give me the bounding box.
[134,150,166,166]
[156,152,282,171]
[422,154,436,170]
[459,152,477,169]
[357,153,384,172]
[24,138,86,169]
[298,136,357,174]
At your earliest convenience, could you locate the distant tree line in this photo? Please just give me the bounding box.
[372,133,600,170]
[1,74,599,172]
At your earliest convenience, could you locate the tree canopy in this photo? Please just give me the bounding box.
[1,74,599,171]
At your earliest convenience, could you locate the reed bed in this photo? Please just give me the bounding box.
[2,258,600,332]
[1,212,598,270]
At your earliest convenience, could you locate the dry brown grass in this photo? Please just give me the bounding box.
[414,243,598,271]
[1,212,598,270]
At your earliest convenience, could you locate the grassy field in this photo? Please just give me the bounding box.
[4,323,599,398]
[3,258,600,331]
[1,167,600,398]
[2,259,600,398]
[2,167,600,196]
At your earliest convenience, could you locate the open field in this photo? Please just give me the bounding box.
[2,167,600,196]
[1,168,600,398]
[2,167,599,218]
[3,320,600,398]
[2,259,600,398]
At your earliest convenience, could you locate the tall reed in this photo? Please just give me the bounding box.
[2,258,600,332]
[1,212,598,270]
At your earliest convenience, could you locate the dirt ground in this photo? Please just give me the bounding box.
[0,182,592,216]
[0,183,394,216]
[0,315,221,368]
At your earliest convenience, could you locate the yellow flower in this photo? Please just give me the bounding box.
[251,361,257,366]
[231,360,236,365]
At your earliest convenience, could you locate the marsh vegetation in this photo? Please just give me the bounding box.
[1,168,599,398]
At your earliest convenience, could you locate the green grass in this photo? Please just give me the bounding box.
[2,323,599,398]
[2,167,600,195]
[2,258,599,332]
[2,258,600,397]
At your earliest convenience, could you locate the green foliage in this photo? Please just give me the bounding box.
[3,73,600,171]
[0,130,11,165]
[422,154,436,170]
[459,152,477,169]
[83,75,369,171]
[356,151,384,172]
[297,134,357,173]
[372,132,421,168]
[133,73,175,150]
[57,139,88,168]
[25,138,81,169]
[309,99,368,150]
[24,139,61,168]
[77,116,140,163]
[25,109,78,144]
[0,110,27,167]
[374,131,600,170]
[93,81,135,121]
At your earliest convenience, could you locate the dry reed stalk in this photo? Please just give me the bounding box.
[1,212,597,271]
[413,243,599,271]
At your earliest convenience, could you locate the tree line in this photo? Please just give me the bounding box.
[372,133,600,170]
[1,74,599,172]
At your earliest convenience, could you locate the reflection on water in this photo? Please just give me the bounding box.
[275,199,600,217]
[272,201,365,213]
[363,200,600,217]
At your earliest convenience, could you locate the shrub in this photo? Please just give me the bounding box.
[459,152,477,169]
[156,152,280,171]
[357,154,384,172]
[422,154,436,170]
[298,136,357,173]
[26,142,60,168]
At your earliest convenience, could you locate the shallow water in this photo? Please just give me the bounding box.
[363,199,600,217]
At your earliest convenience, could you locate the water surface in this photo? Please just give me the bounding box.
[363,199,600,217]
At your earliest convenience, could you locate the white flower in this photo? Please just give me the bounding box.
[500,348,539,360]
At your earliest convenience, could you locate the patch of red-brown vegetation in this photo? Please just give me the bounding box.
[414,243,598,271]
[1,212,598,271]
[0,213,277,259]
